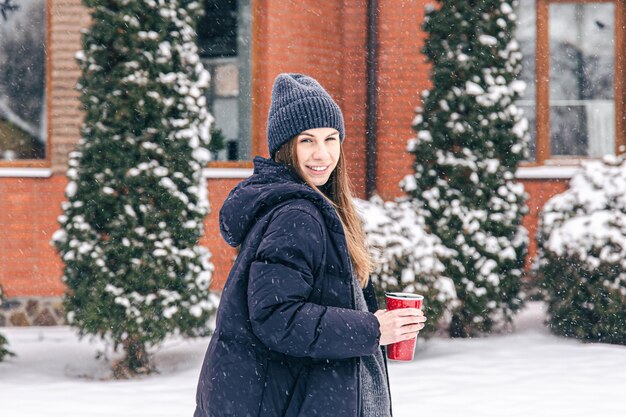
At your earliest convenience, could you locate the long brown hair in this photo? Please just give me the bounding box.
[274,137,373,288]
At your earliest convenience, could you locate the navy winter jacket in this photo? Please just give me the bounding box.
[194,156,392,417]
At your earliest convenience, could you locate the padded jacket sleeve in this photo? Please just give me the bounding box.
[248,207,381,360]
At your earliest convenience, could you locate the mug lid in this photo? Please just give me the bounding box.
[385,292,424,300]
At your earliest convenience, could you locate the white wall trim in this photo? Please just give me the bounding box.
[0,168,53,178]
[0,166,580,181]
[203,168,253,179]
[204,166,580,180]
[515,166,581,180]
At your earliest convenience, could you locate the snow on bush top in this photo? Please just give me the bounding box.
[355,196,457,303]
[539,155,626,273]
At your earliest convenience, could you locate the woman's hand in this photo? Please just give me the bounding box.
[374,308,426,346]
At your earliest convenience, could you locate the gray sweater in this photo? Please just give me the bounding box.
[353,274,392,417]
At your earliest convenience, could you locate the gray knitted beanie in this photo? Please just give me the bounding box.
[267,73,345,158]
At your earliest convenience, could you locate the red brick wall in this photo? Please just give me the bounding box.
[0,175,243,296]
[0,0,573,299]
[340,0,369,198]
[49,0,90,173]
[0,177,65,297]
[203,179,241,291]
[252,1,369,194]
[0,176,566,297]
[0,0,85,297]
[519,178,570,265]
[375,0,431,200]
[254,0,343,151]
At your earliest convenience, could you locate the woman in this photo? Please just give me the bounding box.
[194,73,426,417]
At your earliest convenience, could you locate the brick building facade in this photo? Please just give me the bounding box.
[1,0,623,325]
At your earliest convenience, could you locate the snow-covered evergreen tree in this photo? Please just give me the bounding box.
[401,0,529,337]
[536,156,626,345]
[0,334,11,361]
[356,196,458,336]
[0,286,15,361]
[52,0,217,376]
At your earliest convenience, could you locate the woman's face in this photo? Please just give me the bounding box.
[295,127,341,186]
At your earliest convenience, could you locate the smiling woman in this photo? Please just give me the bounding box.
[194,73,427,417]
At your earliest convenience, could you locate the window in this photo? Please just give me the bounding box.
[516,0,625,164]
[198,0,238,58]
[198,0,253,164]
[0,0,47,162]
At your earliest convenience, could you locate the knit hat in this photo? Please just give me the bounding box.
[267,73,345,157]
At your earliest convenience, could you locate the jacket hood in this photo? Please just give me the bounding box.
[219,156,342,247]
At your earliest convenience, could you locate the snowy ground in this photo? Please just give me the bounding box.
[1,302,625,417]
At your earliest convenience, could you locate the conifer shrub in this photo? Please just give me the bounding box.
[536,156,626,344]
[52,0,217,376]
[402,0,530,336]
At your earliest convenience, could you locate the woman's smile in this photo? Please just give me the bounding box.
[305,165,330,174]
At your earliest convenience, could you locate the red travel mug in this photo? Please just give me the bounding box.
[384,292,424,361]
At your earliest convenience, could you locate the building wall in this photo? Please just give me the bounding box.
[202,178,241,290]
[0,177,65,297]
[252,0,353,158]
[375,0,430,200]
[0,0,576,325]
[1,0,89,301]
[519,178,570,267]
[49,0,90,174]
[339,0,369,197]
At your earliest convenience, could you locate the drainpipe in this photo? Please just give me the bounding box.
[365,0,379,199]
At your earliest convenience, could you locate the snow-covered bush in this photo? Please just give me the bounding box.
[401,0,529,336]
[356,196,458,336]
[536,156,626,344]
[51,0,218,376]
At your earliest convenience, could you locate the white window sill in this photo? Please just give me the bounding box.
[515,166,580,180]
[203,168,253,179]
[0,168,53,178]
